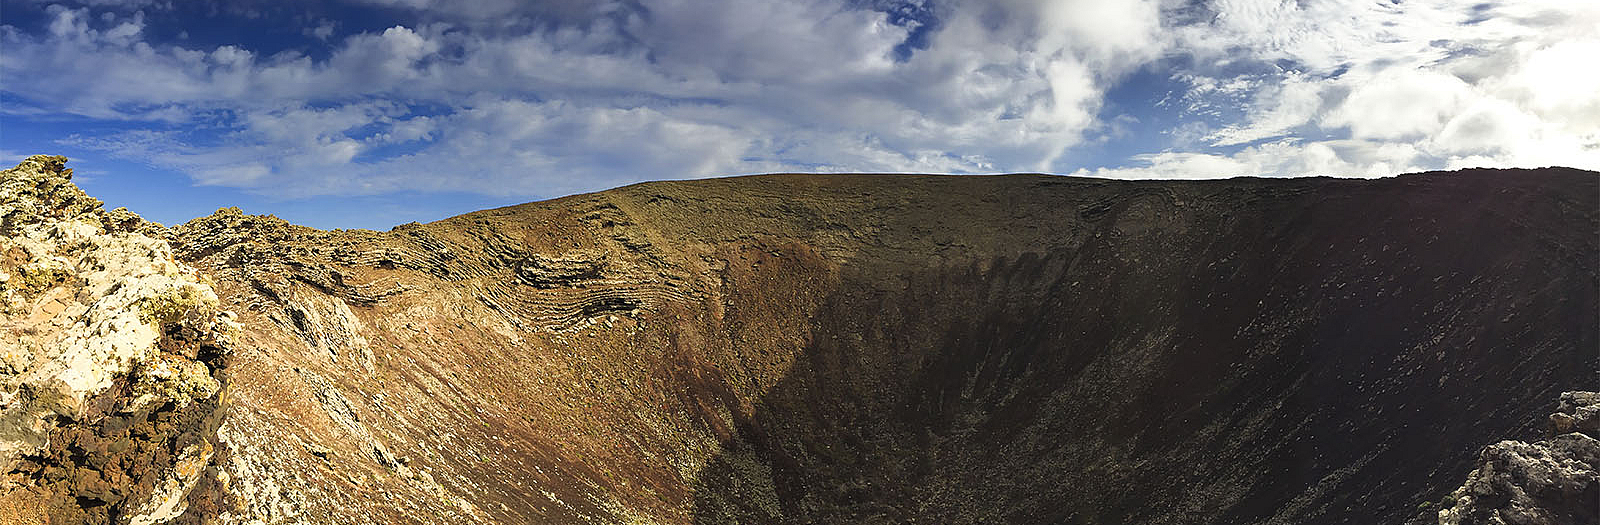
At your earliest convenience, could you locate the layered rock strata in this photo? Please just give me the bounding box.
[0,156,1594,525]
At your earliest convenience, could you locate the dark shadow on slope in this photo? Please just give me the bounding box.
[690,169,1599,525]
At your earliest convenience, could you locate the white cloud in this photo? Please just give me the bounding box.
[1322,69,1473,141]
[1075,137,1430,180]
[1,0,1595,202]
[1207,73,1325,146]
[1161,0,1600,177]
[2,0,1180,195]
[1430,98,1534,157]
[20,0,169,7]
[0,150,30,165]
[304,19,337,41]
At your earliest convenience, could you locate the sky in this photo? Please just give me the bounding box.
[2,0,1597,230]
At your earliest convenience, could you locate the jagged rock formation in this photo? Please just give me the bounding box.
[1437,392,1599,525]
[1,156,1595,524]
[1,156,235,524]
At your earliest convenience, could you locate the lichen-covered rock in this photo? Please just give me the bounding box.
[0,155,235,524]
[171,207,408,306]
[1438,391,1600,525]
[1,156,98,236]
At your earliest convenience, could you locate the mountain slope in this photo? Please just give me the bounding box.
[2,156,1595,524]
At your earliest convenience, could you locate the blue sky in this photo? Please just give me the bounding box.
[2,0,1597,229]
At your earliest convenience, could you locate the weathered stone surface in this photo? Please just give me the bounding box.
[516,254,608,288]
[1,155,99,236]
[1438,392,1600,525]
[1550,391,1600,437]
[1,156,234,524]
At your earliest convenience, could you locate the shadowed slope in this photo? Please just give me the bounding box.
[15,163,1583,525]
[685,169,1598,525]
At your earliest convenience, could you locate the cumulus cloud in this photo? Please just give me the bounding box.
[3,0,1178,194]
[1076,138,1428,180]
[1147,0,1600,178]
[1321,69,1473,142]
[0,0,1595,199]
[1206,73,1325,146]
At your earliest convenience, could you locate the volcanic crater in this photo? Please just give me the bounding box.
[1,157,1596,525]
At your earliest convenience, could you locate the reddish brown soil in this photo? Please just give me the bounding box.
[160,167,1596,524]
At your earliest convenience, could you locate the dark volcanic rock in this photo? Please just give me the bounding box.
[687,169,1598,525]
[4,158,1596,525]
[1551,391,1600,437]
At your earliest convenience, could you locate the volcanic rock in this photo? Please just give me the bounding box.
[0,156,1595,524]
[1,156,234,525]
[1436,392,1599,525]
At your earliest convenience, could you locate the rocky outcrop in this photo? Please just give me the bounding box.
[1438,392,1600,525]
[170,208,409,306]
[515,254,608,289]
[1,156,235,524]
[1,156,1595,525]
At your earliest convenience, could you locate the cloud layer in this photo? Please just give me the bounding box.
[2,0,1596,198]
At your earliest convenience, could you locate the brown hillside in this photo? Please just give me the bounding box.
[3,158,1596,524]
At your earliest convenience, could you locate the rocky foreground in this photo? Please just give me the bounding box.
[1,155,1596,524]
[2,156,234,524]
[1438,391,1598,525]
